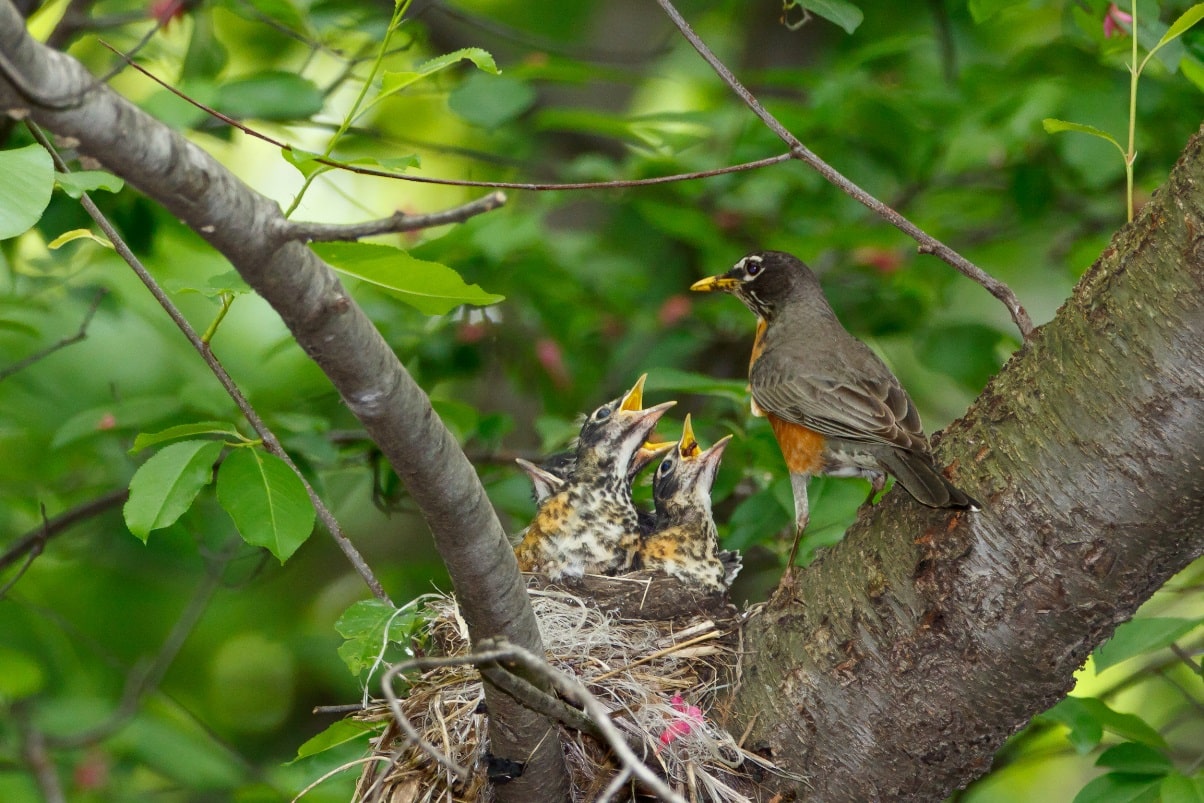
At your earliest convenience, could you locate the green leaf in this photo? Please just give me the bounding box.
[0,646,46,701]
[967,0,1027,23]
[0,144,54,240]
[1040,696,1168,753]
[1181,57,1204,93]
[379,47,500,99]
[124,440,225,541]
[51,395,184,448]
[1096,742,1174,775]
[216,448,315,562]
[643,368,749,405]
[1042,118,1126,157]
[800,0,864,34]
[1093,617,1201,672]
[448,73,538,129]
[334,599,423,675]
[46,228,113,250]
[1153,4,1204,53]
[281,146,331,181]
[1072,772,1163,803]
[1161,773,1204,803]
[131,421,246,454]
[291,718,380,762]
[313,241,503,315]
[54,170,125,199]
[216,72,324,121]
[164,269,252,299]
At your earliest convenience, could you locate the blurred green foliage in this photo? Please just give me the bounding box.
[1,0,1202,799]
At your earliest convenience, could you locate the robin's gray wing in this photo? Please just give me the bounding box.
[750,347,926,452]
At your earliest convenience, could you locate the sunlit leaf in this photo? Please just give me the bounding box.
[291,719,381,762]
[379,46,499,99]
[130,421,246,454]
[0,144,54,240]
[1092,617,1201,672]
[1154,4,1204,52]
[1042,118,1125,157]
[216,448,315,562]
[799,0,864,33]
[1160,773,1204,803]
[124,440,224,541]
[335,599,424,675]
[46,228,113,250]
[313,241,503,315]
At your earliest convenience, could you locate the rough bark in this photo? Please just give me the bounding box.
[732,125,1204,801]
[0,9,570,800]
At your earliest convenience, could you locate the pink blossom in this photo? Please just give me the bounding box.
[1104,3,1133,38]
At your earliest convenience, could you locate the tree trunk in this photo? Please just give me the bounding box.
[732,125,1204,801]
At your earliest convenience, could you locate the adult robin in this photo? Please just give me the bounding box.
[640,415,740,594]
[514,375,675,579]
[690,250,979,562]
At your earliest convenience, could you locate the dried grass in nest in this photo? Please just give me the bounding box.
[352,577,790,802]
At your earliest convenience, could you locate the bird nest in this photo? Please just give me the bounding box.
[350,575,789,802]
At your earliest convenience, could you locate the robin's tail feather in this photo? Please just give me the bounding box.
[879,450,981,511]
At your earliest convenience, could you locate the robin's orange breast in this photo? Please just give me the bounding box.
[767,414,827,475]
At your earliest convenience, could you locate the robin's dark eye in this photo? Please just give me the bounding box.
[745,261,762,277]
[658,458,674,476]
[594,405,612,421]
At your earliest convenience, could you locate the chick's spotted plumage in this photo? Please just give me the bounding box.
[640,415,738,593]
[691,251,979,537]
[514,375,674,579]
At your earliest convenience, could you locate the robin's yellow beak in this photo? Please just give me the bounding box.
[678,414,701,459]
[619,373,648,412]
[632,439,675,473]
[690,275,740,293]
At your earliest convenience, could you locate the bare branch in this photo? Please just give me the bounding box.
[0,287,106,383]
[0,488,128,574]
[653,0,1035,339]
[25,121,391,606]
[285,191,508,242]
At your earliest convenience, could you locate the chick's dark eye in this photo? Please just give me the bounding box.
[658,458,674,475]
[594,405,612,421]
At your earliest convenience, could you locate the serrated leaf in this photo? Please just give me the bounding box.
[1093,617,1201,671]
[0,144,54,240]
[312,242,503,315]
[1097,742,1174,775]
[1073,772,1163,803]
[281,146,331,180]
[54,170,125,199]
[1040,696,1168,753]
[46,228,113,250]
[801,0,864,34]
[335,599,423,675]
[379,46,499,99]
[1042,118,1125,156]
[130,421,245,454]
[1161,773,1204,803]
[216,448,315,562]
[291,718,380,763]
[124,440,224,541]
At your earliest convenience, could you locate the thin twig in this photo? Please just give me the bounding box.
[285,191,508,242]
[103,42,794,191]
[654,0,1035,339]
[16,706,65,803]
[0,488,128,573]
[25,122,391,605]
[0,287,106,382]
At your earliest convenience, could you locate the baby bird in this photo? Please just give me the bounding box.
[514,375,674,579]
[640,415,738,594]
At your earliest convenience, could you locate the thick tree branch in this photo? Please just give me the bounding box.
[731,125,1204,801]
[654,0,1034,339]
[0,8,568,799]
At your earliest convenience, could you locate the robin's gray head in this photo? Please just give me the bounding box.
[690,251,822,320]
[653,414,732,524]
[573,374,675,480]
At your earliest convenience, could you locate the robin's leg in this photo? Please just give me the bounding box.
[864,471,887,506]
[786,472,811,568]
